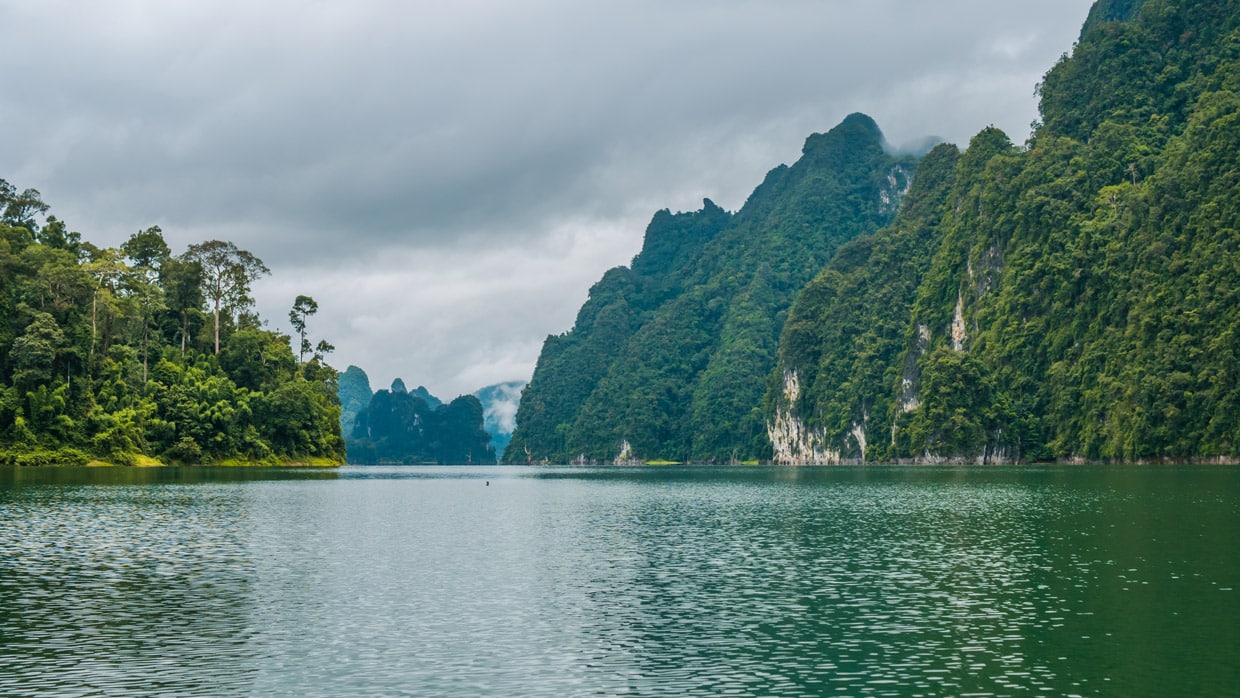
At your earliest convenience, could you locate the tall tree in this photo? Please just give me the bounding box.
[0,179,49,233]
[38,217,82,255]
[122,227,171,383]
[122,226,171,271]
[288,295,318,364]
[83,248,127,371]
[182,240,269,354]
[159,257,204,355]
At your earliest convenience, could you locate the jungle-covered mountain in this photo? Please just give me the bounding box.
[770,0,1240,463]
[511,0,1240,465]
[339,366,497,464]
[0,189,345,466]
[507,114,916,463]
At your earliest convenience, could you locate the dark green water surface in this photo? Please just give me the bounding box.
[1,465,1237,696]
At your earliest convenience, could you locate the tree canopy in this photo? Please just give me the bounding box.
[182,239,270,355]
[0,187,344,466]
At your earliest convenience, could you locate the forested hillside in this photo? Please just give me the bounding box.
[340,366,497,465]
[508,114,916,463]
[771,0,1240,463]
[0,186,344,465]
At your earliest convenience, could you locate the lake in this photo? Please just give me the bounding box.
[1,464,1237,696]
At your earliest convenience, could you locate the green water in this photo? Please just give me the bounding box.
[1,465,1237,696]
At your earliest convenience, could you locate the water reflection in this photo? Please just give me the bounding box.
[0,465,1237,696]
[0,464,340,486]
[0,482,261,695]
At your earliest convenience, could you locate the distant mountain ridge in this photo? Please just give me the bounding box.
[338,366,520,463]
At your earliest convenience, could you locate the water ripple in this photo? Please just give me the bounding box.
[1,465,1238,696]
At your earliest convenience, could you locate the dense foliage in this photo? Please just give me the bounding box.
[768,142,962,463]
[0,187,344,465]
[343,369,496,465]
[508,114,916,463]
[771,0,1240,463]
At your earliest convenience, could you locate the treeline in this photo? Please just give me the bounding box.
[0,182,344,465]
[338,367,496,464]
[770,0,1240,463]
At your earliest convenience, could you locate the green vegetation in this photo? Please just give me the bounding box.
[768,141,962,463]
[11,0,1235,466]
[508,114,916,463]
[0,186,344,466]
[515,0,1240,464]
[772,0,1240,463]
[343,369,496,464]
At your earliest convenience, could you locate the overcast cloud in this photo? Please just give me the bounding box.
[2,0,1093,398]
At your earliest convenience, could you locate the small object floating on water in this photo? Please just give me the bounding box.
[486,481,490,486]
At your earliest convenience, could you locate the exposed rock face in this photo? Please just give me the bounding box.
[951,293,967,352]
[770,370,833,465]
[768,370,866,465]
[899,324,932,414]
[879,164,914,215]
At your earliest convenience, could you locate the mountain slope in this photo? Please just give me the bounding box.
[771,0,1240,463]
[508,114,915,463]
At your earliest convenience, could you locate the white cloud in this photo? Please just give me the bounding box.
[252,211,640,397]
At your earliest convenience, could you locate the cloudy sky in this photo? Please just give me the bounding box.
[2,0,1094,399]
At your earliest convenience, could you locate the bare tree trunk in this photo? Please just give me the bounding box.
[90,290,97,368]
[214,300,221,354]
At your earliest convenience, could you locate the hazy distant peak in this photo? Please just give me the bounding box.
[411,386,443,410]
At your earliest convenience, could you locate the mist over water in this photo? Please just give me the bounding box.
[2,465,1237,696]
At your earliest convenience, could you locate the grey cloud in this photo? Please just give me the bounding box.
[3,0,1094,394]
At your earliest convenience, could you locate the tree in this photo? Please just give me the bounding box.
[220,327,296,392]
[289,295,318,364]
[122,227,171,383]
[38,217,82,255]
[0,178,345,466]
[0,179,50,232]
[83,248,128,371]
[159,257,204,355]
[122,226,171,271]
[313,340,335,362]
[182,240,269,354]
[11,312,66,394]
